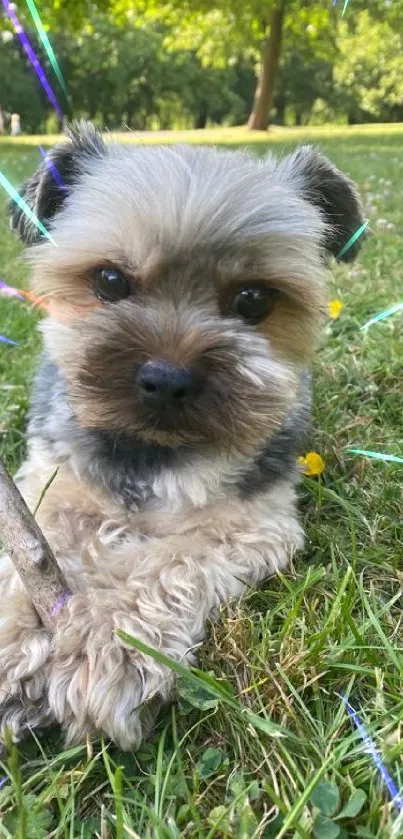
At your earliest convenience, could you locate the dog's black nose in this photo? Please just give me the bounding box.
[136,360,199,404]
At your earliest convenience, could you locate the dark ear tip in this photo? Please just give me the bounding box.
[7,181,39,244]
[287,145,366,262]
[336,244,361,263]
[7,120,106,246]
[336,220,371,264]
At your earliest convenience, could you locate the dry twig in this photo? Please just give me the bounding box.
[0,458,70,629]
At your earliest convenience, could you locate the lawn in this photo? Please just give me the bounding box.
[0,124,403,838]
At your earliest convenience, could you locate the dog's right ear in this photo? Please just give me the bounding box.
[9,121,106,245]
[278,146,366,263]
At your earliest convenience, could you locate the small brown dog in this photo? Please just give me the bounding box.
[0,123,364,748]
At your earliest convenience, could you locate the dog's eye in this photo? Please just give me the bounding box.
[232,286,276,323]
[94,267,131,302]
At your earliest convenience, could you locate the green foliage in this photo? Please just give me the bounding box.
[273,6,337,125]
[204,771,263,836]
[195,747,226,778]
[334,11,403,123]
[313,814,342,839]
[0,32,46,132]
[1,2,403,130]
[3,794,54,838]
[178,678,220,710]
[118,629,289,738]
[311,781,340,817]
[0,9,252,132]
[130,0,403,126]
[310,778,368,838]
[1,737,55,838]
[338,788,367,818]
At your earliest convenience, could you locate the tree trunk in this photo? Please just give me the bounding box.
[274,92,286,124]
[195,106,208,130]
[247,7,284,132]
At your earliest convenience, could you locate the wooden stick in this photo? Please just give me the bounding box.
[0,459,70,629]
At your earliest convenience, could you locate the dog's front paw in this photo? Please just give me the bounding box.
[0,589,52,742]
[49,592,176,749]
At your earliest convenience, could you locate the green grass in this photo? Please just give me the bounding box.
[0,124,403,837]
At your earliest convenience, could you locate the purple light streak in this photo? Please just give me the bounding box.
[0,335,19,346]
[49,590,72,619]
[0,280,24,300]
[342,695,403,813]
[1,0,63,118]
[38,145,67,191]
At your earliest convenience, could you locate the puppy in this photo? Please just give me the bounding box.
[0,123,364,748]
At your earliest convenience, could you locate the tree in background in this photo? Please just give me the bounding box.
[131,0,287,130]
[247,5,284,130]
[1,1,403,132]
[132,0,340,130]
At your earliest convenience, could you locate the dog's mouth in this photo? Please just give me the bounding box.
[50,306,299,453]
[69,361,297,453]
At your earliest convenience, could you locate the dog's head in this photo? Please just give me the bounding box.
[10,122,364,454]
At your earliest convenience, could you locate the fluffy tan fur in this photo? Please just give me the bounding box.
[0,443,302,747]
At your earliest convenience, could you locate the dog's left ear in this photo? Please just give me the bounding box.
[9,121,106,245]
[280,145,366,262]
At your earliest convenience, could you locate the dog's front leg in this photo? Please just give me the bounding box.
[49,580,192,750]
[48,485,303,749]
[0,553,53,741]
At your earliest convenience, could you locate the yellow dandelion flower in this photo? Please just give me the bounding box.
[328,299,343,319]
[298,451,325,476]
